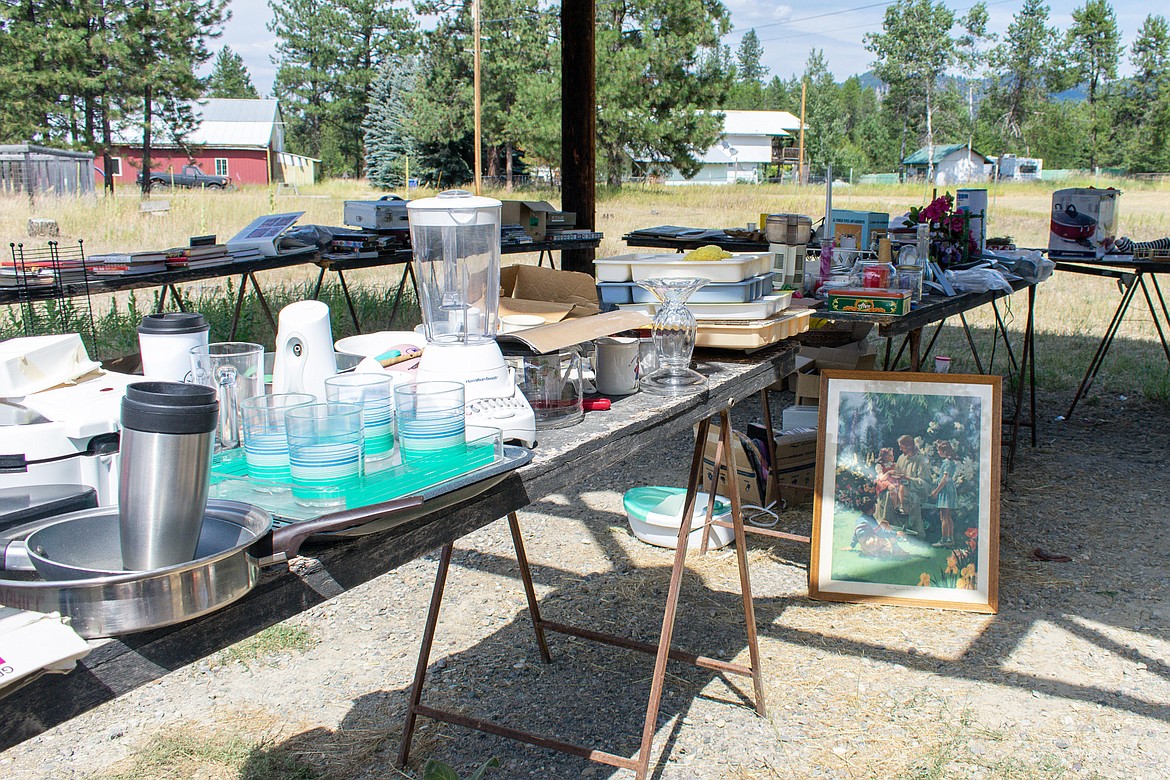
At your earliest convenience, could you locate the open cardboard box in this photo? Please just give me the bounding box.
[791,341,879,405]
[498,264,649,354]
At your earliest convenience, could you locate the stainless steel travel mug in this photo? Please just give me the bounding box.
[118,382,219,571]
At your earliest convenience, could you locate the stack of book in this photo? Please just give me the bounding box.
[0,260,56,288]
[165,244,230,270]
[86,251,169,277]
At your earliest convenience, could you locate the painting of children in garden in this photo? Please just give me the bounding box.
[810,372,1000,613]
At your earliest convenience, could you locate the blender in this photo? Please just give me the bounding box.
[406,190,537,447]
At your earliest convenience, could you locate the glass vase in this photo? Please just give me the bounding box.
[636,277,709,396]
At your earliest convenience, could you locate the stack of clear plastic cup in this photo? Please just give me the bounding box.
[325,374,395,462]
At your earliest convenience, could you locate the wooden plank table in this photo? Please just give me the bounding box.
[0,342,796,775]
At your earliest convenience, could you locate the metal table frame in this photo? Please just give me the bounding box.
[1054,258,1170,420]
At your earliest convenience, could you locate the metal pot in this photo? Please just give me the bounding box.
[0,495,422,637]
[1051,204,1096,241]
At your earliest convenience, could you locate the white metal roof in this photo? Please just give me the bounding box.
[719,110,803,136]
[111,99,284,151]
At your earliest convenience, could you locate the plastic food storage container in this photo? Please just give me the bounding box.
[694,309,812,351]
[626,253,773,283]
[593,253,675,283]
[619,291,794,322]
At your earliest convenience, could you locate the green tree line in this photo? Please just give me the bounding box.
[2,0,1167,189]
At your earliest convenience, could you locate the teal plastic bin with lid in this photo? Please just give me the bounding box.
[623,486,735,550]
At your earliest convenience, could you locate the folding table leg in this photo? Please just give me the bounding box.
[1066,271,1140,419]
[633,413,766,778]
[1137,275,1170,364]
[718,409,766,717]
[506,512,552,664]
[228,273,250,340]
[633,417,709,778]
[397,542,455,769]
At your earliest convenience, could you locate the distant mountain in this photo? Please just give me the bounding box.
[856,69,1088,104]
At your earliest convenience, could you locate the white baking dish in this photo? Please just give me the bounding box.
[627,253,773,283]
[593,253,676,283]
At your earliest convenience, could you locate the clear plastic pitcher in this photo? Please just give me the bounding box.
[407,190,502,344]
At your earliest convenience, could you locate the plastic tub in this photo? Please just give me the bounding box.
[627,253,773,283]
[593,253,674,283]
[694,309,812,352]
[619,291,794,321]
[623,486,734,550]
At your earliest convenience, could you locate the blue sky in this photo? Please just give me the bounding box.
[218,0,1153,96]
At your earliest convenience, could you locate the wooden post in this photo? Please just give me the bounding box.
[560,0,596,275]
[473,0,482,196]
[798,80,807,186]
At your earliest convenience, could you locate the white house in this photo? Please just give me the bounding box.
[646,110,805,185]
[902,143,994,186]
[997,154,1043,180]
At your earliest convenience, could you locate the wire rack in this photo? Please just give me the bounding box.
[6,239,98,356]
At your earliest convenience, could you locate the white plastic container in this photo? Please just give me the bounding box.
[0,334,101,398]
[623,486,735,550]
[694,309,812,351]
[628,253,773,283]
[619,291,793,322]
[593,253,674,283]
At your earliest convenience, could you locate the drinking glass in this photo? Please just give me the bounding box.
[325,373,395,461]
[394,381,466,465]
[284,403,365,506]
[190,342,264,450]
[241,393,315,485]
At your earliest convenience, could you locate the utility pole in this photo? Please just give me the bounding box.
[472,0,482,195]
[798,80,807,186]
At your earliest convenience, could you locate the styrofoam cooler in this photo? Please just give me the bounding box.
[770,243,807,287]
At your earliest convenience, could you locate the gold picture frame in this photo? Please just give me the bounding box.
[809,370,1001,613]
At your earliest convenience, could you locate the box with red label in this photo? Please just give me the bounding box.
[1048,187,1121,260]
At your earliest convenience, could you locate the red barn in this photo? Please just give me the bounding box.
[100,98,319,188]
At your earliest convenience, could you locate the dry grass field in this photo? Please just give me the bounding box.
[2,178,1169,400]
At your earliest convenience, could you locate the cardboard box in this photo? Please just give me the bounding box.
[826,288,912,316]
[773,427,817,469]
[794,362,820,405]
[799,341,879,371]
[831,209,889,252]
[775,464,815,506]
[501,200,572,241]
[698,422,771,507]
[1048,187,1121,259]
[499,264,600,322]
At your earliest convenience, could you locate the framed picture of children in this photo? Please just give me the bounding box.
[808,370,1001,613]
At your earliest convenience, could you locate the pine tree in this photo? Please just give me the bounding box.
[1067,0,1122,169]
[865,0,957,182]
[736,29,766,83]
[121,0,228,193]
[1126,15,1170,171]
[270,0,414,178]
[206,46,260,99]
[363,55,417,188]
[981,0,1062,154]
[595,0,733,186]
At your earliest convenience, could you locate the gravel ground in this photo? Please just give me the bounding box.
[2,388,1169,780]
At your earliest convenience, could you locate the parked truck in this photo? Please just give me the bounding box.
[137,165,231,190]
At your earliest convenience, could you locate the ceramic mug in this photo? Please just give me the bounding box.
[595,336,640,396]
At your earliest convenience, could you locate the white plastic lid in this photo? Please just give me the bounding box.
[406,190,501,226]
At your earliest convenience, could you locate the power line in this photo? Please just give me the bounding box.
[753,0,1018,46]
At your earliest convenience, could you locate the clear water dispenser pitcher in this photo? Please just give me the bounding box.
[406,190,502,343]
